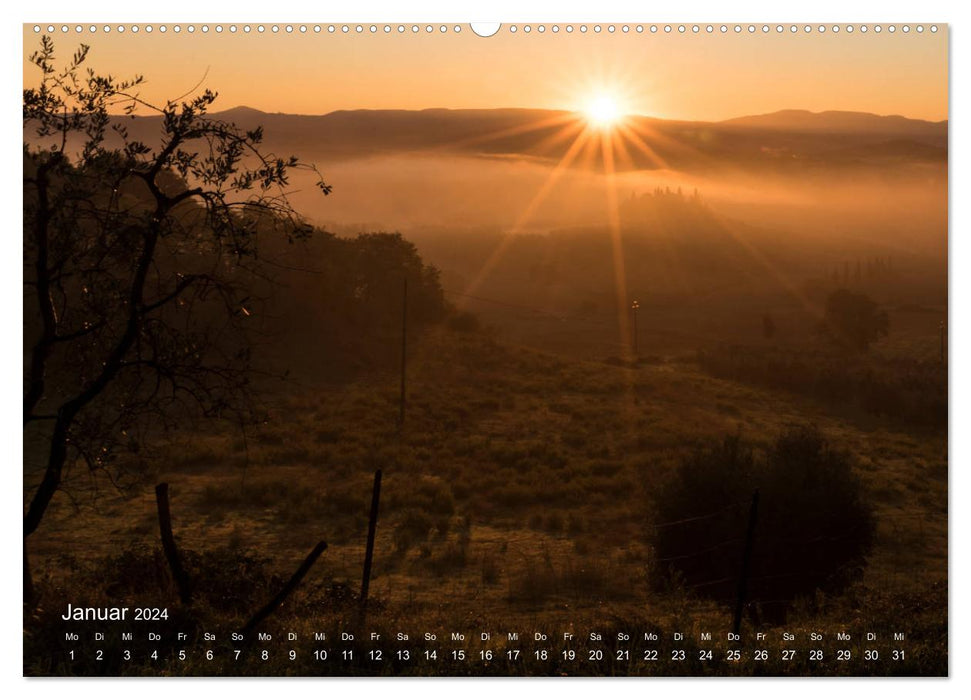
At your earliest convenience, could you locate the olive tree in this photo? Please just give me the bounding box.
[23,37,329,602]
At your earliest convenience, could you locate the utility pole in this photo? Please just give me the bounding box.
[631,300,640,356]
[399,276,408,430]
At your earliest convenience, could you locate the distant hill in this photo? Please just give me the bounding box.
[99,106,949,174]
[719,109,947,140]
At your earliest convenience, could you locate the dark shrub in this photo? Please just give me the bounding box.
[651,425,875,618]
[63,545,284,616]
[822,288,889,351]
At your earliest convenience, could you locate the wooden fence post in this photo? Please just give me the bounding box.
[155,482,192,605]
[241,540,328,637]
[359,469,383,625]
[732,488,759,636]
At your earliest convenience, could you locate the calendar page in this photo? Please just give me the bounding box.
[21,20,948,678]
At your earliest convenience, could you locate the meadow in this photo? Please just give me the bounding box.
[22,56,948,674]
[24,314,947,675]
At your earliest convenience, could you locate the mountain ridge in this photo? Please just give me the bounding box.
[212,104,946,129]
[92,105,949,173]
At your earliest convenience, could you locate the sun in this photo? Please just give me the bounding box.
[585,94,624,128]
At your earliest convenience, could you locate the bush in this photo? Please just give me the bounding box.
[651,426,875,618]
[822,288,889,351]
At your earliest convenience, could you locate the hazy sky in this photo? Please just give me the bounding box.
[22,25,948,121]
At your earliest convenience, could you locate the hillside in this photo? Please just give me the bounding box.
[104,106,947,174]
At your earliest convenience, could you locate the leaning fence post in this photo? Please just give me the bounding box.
[155,482,192,605]
[399,277,408,431]
[359,469,383,625]
[241,540,328,637]
[732,488,760,636]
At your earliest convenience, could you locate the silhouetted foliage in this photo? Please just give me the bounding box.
[652,426,875,619]
[697,345,946,427]
[22,37,327,599]
[315,232,446,329]
[272,231,449,373]
[620,186,711,229]
[822,288,889,351]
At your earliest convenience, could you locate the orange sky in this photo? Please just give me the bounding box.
[22,25,948,122]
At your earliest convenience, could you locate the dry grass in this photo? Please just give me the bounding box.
[25,324,946,675]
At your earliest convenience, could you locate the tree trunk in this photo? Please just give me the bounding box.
[23,414,71,538]
[23,414,71,608]
[24,223,159,543]
[24,537,34,607]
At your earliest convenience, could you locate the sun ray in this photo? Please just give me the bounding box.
[709,213,827,322]
[622,117,726,172]
[461,128,593,300]
[609,121,637,172]
[598,126,641,436]
[521,118,589,159]
[599,127,632,360]
[614,122,671,171]
[433,111,580,153]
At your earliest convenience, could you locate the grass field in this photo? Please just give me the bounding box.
[24,322,947,676]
